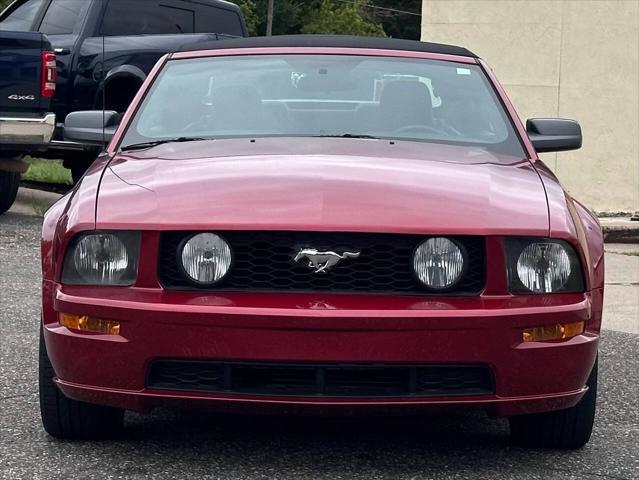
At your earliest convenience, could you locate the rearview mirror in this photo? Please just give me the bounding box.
[63,110,121,145]
[526,118,582,153]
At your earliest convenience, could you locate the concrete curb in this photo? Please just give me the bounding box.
[11,187,63,216]
[600,218,639,244]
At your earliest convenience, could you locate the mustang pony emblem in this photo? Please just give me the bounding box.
[294,248,361,273]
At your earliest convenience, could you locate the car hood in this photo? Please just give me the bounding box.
[97,138,549,236]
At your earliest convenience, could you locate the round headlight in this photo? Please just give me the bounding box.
[413,237,465,289]
[180,233,232,285]
[73,233,129,284]
[516,242,571,293]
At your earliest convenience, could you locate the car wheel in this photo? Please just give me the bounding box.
[509,357,597,449]
[38,325,124,439]
[0,170,20,214]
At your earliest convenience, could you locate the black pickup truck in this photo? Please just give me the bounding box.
[0,29,56,213]
[0,0,246,182]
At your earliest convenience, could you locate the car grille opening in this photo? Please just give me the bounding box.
[158,231,485,295]
[147,361,494,397]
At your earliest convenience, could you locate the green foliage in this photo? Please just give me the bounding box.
[0,0,12,12]
[22,158,73,185]
[364,0,422,40]
[234,0,259,36]
[234,1,397,38]
[301,0,385,37]
[252,0,308,36]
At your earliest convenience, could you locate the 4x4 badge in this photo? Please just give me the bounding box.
[8,94,35,101]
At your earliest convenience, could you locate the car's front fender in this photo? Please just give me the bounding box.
[41,153,112,284]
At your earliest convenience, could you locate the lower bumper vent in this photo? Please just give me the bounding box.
[147,361,494,397]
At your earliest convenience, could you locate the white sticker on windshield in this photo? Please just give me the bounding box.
[456,68,471,76]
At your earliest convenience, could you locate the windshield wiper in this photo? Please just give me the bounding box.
[314,134,379,139]
[121,137,209,151]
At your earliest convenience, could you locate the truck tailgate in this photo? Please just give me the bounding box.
[0,30,50,115]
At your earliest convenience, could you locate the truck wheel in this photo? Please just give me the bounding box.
[509,357,597,449]
[39,325,124,439]
[0,170,21,214]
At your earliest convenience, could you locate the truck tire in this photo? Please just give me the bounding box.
[39,325,124,439]
[70,163,88,184]
[62,151,98,184]
[104,77,142,114]
[509,357,597,449]
[0,170,20,214]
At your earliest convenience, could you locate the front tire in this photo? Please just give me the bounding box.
[0,170,20,214]
[509,357,597,449]
[39,326,124,439]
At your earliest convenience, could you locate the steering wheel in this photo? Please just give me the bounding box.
[394,124,446,137]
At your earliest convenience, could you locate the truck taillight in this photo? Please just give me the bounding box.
[41,51,57,98]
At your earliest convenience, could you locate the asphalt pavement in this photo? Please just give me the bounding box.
[0,211,637,480]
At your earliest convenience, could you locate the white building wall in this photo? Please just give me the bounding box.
[422,0,639,213]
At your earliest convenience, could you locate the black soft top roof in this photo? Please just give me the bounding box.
[176,35,476,58]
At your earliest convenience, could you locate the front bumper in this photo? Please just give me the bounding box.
[0,113,55,149]
[42,283,601,417]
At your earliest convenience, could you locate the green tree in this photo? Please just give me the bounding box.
[364,1,422,40]
[234,0,259,36]
[243,1,390,38]
[0,0,12,12]
[301,0,385,37]
[252,0,307,36]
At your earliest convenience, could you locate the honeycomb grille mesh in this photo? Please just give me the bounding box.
[158,231,485,295]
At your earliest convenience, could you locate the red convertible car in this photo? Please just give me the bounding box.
[39,36,604,448]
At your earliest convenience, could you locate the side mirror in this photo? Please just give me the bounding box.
[63,110,121,145]
[526,118,582,153]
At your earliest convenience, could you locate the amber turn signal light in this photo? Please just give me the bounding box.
[522,321,584,342]
[58,313,121,335]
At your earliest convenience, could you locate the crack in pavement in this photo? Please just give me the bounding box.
[0,391,37,402]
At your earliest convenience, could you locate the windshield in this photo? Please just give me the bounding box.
[120,54,524,156]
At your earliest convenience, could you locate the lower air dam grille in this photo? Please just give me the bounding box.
[147,361,494,397]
